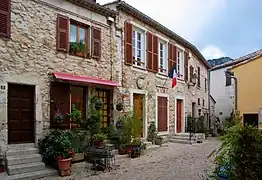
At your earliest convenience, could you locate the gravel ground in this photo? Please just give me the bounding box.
[40,137,221,180]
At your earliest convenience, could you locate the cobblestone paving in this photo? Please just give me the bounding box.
[40,138,221,180]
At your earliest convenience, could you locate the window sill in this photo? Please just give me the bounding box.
[67,54,92,62]
[156,73,168,79]
[177,78,185,84]
[131,65,148,74]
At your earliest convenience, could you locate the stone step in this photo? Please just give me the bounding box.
[170,136,196,141]
[8,162,45,175]
[170,138,192,144]
[7,154,42,166]
[143,141,152,147]
[8,143,35,150]
[6,148,38,157]
[175,133,205,139]
[7,168,57,180]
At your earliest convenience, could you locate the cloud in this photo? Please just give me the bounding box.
[98,0,226,43]
[201,45,226,59]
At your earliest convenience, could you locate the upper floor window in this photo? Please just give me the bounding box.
[57,14,101,58]
[177,48,184,79]
[158,41,167,74]
[69,21,89,57]
[132,27,145,67]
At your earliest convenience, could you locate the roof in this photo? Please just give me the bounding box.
[210,95,216,103]
[229,53,262,70]
[210,49,262,71]
[104,1,210,69]
[66,0,117,18]
[53,72,119,86]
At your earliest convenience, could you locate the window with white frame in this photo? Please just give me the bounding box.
[158,41,167,74]
[132,27,145,67]
[177,48,184,78]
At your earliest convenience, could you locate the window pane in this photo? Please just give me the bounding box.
[137,41,141,49]
[137,49,141,58]
[79,28,85,44]
[137,32,141,40]
[70,24,77,42]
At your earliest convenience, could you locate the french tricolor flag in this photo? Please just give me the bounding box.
[168,65,177,88]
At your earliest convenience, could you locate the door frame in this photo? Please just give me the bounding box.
[130,89,148,138]
[4,74,41,146]
[155,92,169,135]
[175,96,185,134]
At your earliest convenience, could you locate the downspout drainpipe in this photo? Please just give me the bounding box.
[232,77,238,111]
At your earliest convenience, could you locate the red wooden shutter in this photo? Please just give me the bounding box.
[50,83,70,129]
[92,27,101,58]
[0,0,11,38]
[184,51,189,81]
[57,14,69,52]
[152,35,158,72]
[146,32,153,70]
[158,97,168,132]
[173,45,177,64]
[124,22,133,65]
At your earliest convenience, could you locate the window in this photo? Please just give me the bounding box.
[96,89,110,128]
[132,28,145,67]
[198,98,200,105]
[71,86,86,121]
[202,99,205,107]
[158,41,167,74]
[189,66,194,82]
[0,0,11,39]
[177,49,184,78]
[198,109,201,117]
[69,21,89,57]
[197,66,201,87]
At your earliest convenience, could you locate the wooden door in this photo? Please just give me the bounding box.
[96,89,110,128]
[176,100,182,133]
[133,94,143,137]
[8,84,35,144]
[157,97,168,132]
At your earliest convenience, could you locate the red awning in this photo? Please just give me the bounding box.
[53,72,118,87]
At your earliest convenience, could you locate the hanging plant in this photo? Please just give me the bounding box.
[91,97,103,110]
[116,102,124,111]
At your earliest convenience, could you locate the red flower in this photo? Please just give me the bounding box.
[56,156,63,161]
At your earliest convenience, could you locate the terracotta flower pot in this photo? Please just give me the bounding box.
[71,123,77,129]
[58,158,71,171]
[92,140,105,148]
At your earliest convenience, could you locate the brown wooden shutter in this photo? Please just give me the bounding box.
[184,51,189,81]
[50,83,70,129]
[152,35,158,72]
[92,27,101,58]
[124,22,133,65]
[57,14,69,52]
[0,0,11,38]
[146,32,153,70]
[173,45,177,64]
[157,97,168,132]
[189,65,194,82]
[197,66,201,87]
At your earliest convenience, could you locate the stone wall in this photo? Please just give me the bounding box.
[116,11,209,135]
[0,0,120,150]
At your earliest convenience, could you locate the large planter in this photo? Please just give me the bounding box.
[118,148,126,155]
[58,158,71,171]
[92,140,105,148]
[72,153,85,162]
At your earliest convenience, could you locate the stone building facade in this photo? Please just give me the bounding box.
[105,1,210,138]
[0,0,121,151]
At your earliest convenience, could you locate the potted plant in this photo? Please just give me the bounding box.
[38,130,74,170]
[91,97,103,110]
[56,149,75,176]
[67,104,82,129]
[70,40,87,57]
[92,133,107,148]
[118,144,126,155]
[116,102,124,111]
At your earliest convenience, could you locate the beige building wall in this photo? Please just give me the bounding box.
[230,56,262,128]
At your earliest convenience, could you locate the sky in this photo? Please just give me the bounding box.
[97,0,262,60]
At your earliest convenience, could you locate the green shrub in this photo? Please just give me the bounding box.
[147,122,157,143]
[38,130,74,164]
[215,125,262,179]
